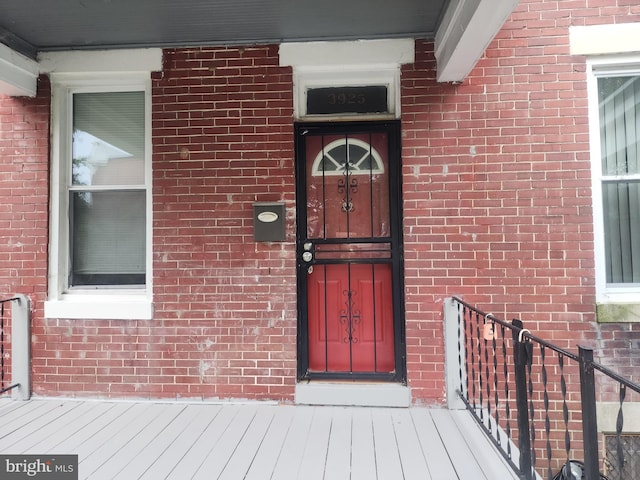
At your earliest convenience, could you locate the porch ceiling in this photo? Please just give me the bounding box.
[0,0,449,58]
[0,0,521,96]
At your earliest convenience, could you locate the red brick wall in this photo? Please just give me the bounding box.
[401,0,640,402]
[2,0,639,403]
[0,76,49,312]
[32,46,299,401]
[0,76,49,394]
[149,46,296,400]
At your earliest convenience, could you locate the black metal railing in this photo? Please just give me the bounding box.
[449,297,640,480]
[0,296,21,395]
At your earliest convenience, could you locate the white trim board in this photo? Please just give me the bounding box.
[434,0,520,82]
[279,39,415,68]
[570,23,640,56]
[38,48,163,74]
[295,382,411,407]
[0,42,38,96]
[0,47,163,96]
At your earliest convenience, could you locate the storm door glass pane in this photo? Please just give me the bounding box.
[599,76,640,284]
[306,134,389,239]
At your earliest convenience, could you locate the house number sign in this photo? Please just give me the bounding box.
[306,86,388,115]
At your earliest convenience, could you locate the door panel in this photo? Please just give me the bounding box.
[296,122,405,382]
[307,264,395,373]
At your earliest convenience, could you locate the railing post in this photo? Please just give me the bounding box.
[444,298,466,409]
[579,346,599,480]
[512,319,533,480]
[11,294,31,400]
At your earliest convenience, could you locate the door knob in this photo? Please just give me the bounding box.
[302,251,313,262]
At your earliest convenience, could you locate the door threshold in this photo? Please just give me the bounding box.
[295,381,411,407]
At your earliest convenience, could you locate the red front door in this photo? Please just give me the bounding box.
[307,263,395,372]
[296,122,405,381]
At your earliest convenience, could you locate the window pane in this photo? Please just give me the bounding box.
[598,76,640,176]
[599,75,640,285]
[603,181,640,284]
[73,91,145,186]
[70,191,146,286]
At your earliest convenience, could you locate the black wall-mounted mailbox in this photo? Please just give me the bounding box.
[253,202,286,242]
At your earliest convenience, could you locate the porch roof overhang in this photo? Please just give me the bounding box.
[0,0,520,97]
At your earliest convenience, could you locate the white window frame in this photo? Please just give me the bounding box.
[45,71,154,320]
[587,54,640,305]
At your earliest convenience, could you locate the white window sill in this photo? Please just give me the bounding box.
[44,294,153,320]
[597,287,640,306]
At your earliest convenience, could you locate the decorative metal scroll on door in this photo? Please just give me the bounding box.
[338,177,357,212]
[340,287,361,344]
[313,137,384,218]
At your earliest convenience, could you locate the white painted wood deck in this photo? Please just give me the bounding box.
[0,397,519,480]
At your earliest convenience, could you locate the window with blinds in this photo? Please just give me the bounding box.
[69,91,146,286]
[598,76,640,285]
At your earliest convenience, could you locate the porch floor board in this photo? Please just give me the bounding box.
[0,397,518,480]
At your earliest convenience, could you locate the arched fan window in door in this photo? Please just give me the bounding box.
[311,138,384,176]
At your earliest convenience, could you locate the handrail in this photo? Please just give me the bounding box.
[0,297,21,304]
[446,297,639,480]
[453,296,580,360]
[452,296,640,396]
